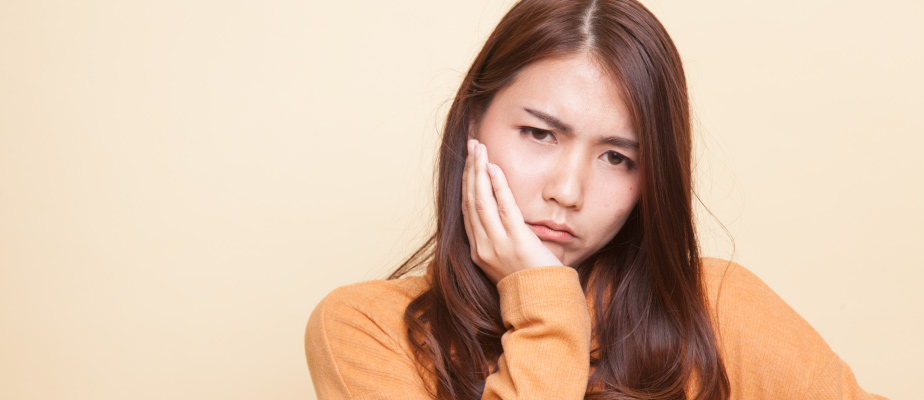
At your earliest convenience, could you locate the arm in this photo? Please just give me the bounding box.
[484,266,591,399]
[705,259,888,399]
[808,354,888,400]
[305,266,591,400]
[461,137,593,396]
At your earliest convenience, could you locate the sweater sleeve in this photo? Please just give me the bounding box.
[705,259,888,399]
[304,266,591,400]
[807,354,889,400]
[482,266,591,399]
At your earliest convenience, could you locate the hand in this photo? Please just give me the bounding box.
[461,139,564,284]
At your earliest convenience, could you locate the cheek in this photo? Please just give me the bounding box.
[587,179,640,238]
[494,161,535,208]
[487,146,546,204]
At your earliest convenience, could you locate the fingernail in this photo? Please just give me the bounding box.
[488,164,496,177]
[467,139,475,155]
[475,143,483,158]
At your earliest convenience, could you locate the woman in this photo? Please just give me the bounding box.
[306,0,886,398]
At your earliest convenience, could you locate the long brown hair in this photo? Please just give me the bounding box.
[389,0,730,398]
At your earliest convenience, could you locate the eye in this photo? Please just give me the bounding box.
[519,126,556,143]
[603,151,636,170]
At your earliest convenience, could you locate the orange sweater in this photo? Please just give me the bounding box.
[305,258,887,399]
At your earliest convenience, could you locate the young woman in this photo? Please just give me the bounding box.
[306,0,886,398]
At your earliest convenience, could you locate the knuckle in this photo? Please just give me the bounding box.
[474,246,495,262]
[472,251,487,266]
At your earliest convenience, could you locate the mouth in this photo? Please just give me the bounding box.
[526,220,576,243]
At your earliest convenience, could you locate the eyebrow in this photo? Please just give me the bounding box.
[523,107,639,150]
[525,108,573,133]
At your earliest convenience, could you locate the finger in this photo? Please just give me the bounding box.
[487,162,528,238]
[473,143,506,240]
[465,140,489,245]
[461,139,476,245]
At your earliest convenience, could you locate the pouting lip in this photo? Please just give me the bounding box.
[526,220,576,237]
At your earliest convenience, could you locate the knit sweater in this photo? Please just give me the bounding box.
[304,258,886,399]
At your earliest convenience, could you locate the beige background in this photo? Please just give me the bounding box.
[1,0,921,398]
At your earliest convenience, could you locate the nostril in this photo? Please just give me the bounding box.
[542,178,583,210]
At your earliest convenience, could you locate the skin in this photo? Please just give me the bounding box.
[461,53,641,284]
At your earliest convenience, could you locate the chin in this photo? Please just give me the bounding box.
[561,249,593,268]
[564,255,586,268]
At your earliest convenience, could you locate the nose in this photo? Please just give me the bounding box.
[541,151,585,210]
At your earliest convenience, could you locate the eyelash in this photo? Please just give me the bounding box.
[520,126,555,142]
[518,126,637,170]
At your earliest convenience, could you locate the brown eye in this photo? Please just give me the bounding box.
[520,127,555,142]
[603,151,636,170]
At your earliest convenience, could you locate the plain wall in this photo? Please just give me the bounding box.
[1,0,921,398]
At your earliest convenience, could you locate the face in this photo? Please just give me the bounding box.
[472,53,641,267]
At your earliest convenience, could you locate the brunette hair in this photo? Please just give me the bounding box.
[389,0,730,398]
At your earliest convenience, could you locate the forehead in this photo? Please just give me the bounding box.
[489,54,635,139]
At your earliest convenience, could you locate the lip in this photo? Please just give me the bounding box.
[526,220,576,242]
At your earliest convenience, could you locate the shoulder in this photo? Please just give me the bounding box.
[306,274,428,345]
[699,258,837,397]
[700,257,802,315]
[699,257,825,343]
[304,275,430,397]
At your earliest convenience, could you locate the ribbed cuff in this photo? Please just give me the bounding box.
[496,266,586,325]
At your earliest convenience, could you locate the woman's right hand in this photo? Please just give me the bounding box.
[461,139,564,284]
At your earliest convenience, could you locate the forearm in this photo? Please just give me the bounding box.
[482,266,591,399]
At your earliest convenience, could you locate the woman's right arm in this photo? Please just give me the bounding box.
[463,138,593,397]
[483,265,591,399]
